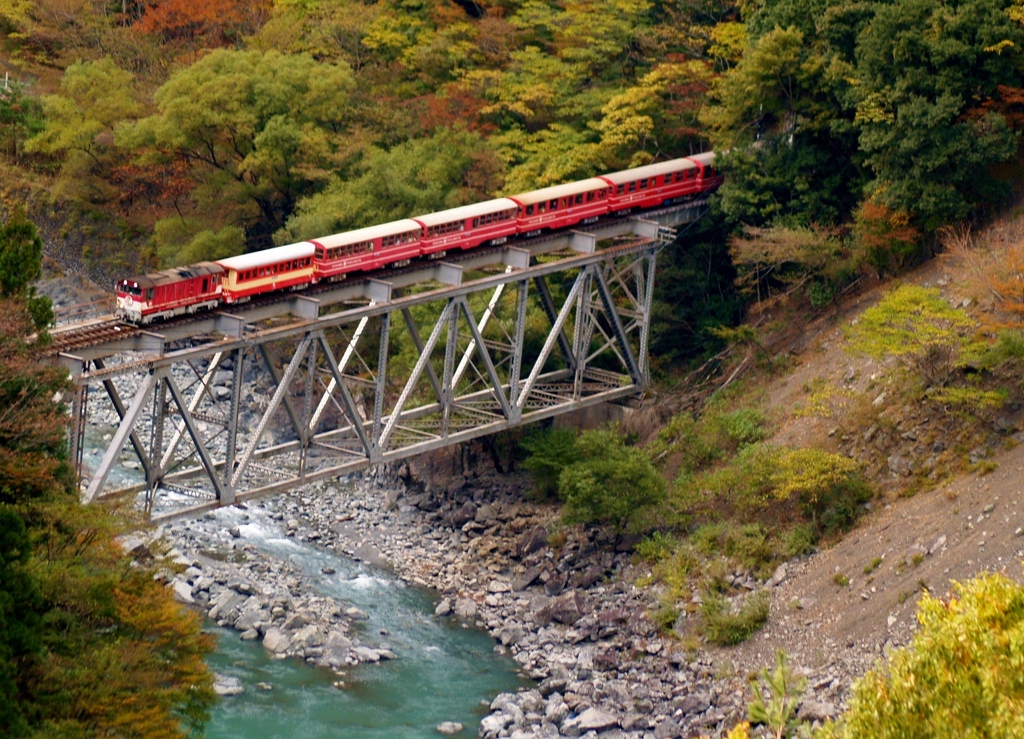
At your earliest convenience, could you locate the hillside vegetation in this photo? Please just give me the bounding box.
[5,0,1024,736]
[3,0,1023,361]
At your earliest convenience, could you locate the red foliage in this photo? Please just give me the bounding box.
[422,83,494,134]
[965,85,1024,130]
[108,156,195,216]
[136,0,266,44]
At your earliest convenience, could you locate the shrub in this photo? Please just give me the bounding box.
[782,524,817,557]
[635,531,677,564]
[818,571,1024,738]
[521,426,578,499]
[702,591,771,646]
[723,524,774,575]
[558,430,667,534]
[845,284,983,387]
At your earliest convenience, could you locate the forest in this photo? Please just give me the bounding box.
[4,0,1024,736]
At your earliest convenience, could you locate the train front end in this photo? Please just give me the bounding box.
[116,278,147,323]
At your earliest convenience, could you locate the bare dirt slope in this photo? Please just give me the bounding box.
[707,248,1024,695]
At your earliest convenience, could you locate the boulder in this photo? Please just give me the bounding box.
[434,598,452,617]
[454,598,478,620]
[353,646,380,663]
[262,627,291,654]
[534,590,585,626]
[797,700,837,722]
[578,707,619,732]
[517,526,549,558]
[171,579,194,605]
[436,721,463,735]
[213,674,244,697]
[512,567,542,591]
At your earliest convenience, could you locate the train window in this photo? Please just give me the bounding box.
[639,178,648,189]
[549,199,558,210]
[628,181,636,192]
[575,194,583,205]
[202,278,208,292]
[473,218,479,228]
[538,202,546,213]
[617,184,625,195]
[525,205,534,216]
[146,288,154,301]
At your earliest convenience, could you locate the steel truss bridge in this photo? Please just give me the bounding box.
[55,203,706,521]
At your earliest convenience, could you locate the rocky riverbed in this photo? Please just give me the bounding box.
[152,441,873,739]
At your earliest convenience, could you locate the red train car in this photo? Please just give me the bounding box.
[414,199,519,257]
[115,262,223,324]
[509,178,611,236]
[313,220,423,280]
[600,156,710,212]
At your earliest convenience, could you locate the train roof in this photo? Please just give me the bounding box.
[508,179,611,206]
[686,151,716,167]
[121,262,223,289]
[413,199,519,227]
[311,220,422,248]
[599,157,703,185]
[216,242,317,272]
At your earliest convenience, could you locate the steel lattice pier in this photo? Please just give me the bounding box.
[58,208,702,520]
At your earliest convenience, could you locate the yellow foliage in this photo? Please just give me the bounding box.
[820,570,1024,738]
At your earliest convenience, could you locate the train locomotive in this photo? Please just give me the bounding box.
[116,153,722,324]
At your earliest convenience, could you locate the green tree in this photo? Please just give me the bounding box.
[0,84,44,161]
[281,126,503,240]
[0,507,42,737]
[558,429,667,533]
[0,211,52,331]
[701,23,863,228]
[845,284,981,386]
[25,58,143,204]
[818,571,1024,738]
[120,49,356,251]
[0,230,215,736]
[854,0,1023,229]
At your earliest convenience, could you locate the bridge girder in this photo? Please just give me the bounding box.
[62,210,697,520]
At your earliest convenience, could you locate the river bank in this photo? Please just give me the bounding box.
[156,442,760,739]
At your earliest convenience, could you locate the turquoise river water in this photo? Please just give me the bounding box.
[202,509,529,738]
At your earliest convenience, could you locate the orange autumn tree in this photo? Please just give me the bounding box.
[137,0,268,45]
[0,212,215,737]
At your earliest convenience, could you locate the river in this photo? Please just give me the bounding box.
[201,507,529,738]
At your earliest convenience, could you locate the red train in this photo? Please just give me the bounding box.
[116,153,722,324]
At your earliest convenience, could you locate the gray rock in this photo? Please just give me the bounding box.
[480,713,509,735]
[545,700,570,724]
[345,607,369,620]
[435,598,452,617]
[798,700,837,722]
[929,534,947,555]
[213,674,244,697]
[436,721,463,735]
[454,598,478,620]
[675,692,710,715]
[535,590,585,626]
[768,563,788,587]
[262,627,291,654]
[353,646,380,663]
[239,629,259,641]
[888,454,912,477]
[654,718,681,739]
[171,579,194,604]
[517,526,549,558]
[577,707,618,732]
[475,503,497,523]
[512,566,542,591]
